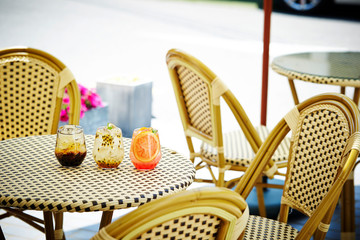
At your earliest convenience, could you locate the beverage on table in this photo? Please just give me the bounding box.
[93,123,124,168]
[130,127,161,170]
[55,125,87,167]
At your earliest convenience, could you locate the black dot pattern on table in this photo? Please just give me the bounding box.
[0,135,195,212]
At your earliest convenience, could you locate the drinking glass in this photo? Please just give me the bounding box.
[55,125,87,167]
[130,127,161,170]
[93,124,124,168]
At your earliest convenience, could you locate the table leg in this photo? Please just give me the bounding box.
[43,211,55,240]
[287,78,299,105]
[54,212,65,240]
[340,171,355,240]
[340,86,346,95]
[99,211,114,230]
[353,87,360,106]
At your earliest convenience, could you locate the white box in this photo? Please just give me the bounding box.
[96,77,152,138]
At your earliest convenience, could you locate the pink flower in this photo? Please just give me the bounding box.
[63,97,70,104]
[60,109,69,122]
[81,99,89,112]
[60,84,103,122]
[78,84,88,96]
[88,92,103,108]
[80,109,85,119]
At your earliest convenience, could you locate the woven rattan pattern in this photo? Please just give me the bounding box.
[200,126,290,167]
[283,104,349,216]
[271,65,360,87]
[243,215,299,240]
[177,65,213,137]
[136,214,220,239]
[271,52,360,87]
[0,56,59,140]
[0,135,195,212]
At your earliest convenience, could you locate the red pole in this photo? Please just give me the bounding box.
[260,0,272,126]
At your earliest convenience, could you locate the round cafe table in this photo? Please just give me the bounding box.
[0,135,195,240]
[271,51,360,105]
[271,51,360,240]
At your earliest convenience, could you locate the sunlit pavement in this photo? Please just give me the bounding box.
[1,0,360,239]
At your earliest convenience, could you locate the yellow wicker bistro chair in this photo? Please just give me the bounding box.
[234,92,360,240]
[0,46,81,238]
[92,187,249,240]
[166,49,290,216]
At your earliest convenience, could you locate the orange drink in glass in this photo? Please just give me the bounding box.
[130,127,161,170]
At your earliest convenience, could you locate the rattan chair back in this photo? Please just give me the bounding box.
[92,187,249,240]
[166,49,264,187]
[167,49,262,151]
[235,93,360,239]
[0,46,81,237]
[0,46,81,140]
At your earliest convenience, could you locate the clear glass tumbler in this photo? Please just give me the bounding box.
[130,127,161,170]
[55,125,87,167]
[93,123,124,168]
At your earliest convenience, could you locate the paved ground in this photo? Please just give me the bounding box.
[1,0,360,239]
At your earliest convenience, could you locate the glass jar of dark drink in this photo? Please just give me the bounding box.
[55,125,86,167]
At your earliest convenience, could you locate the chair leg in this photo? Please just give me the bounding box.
[256,185,267,217]
[217,171,225,187]
[340,171,355,239]
[255,176,267,217]
[206,165,217,185]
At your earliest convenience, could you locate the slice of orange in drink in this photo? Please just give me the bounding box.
[133,130,160,162]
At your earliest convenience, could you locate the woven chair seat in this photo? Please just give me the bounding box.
[134,214,221,240]
[200,126,290,167]
[243,215,299,240]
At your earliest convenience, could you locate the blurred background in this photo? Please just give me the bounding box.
[2,0,359,152]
